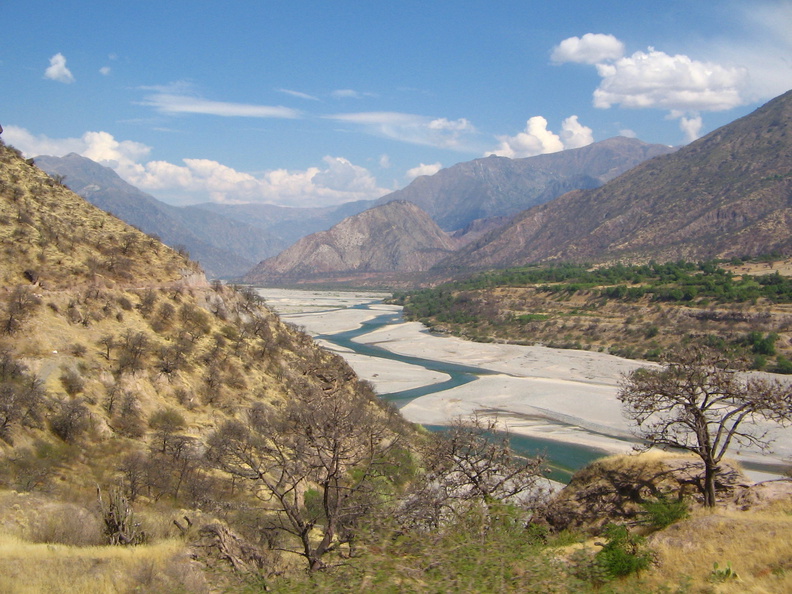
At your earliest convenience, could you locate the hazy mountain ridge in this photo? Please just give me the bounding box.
[441,89,792,270]
[34,153,282,278]
[242,137,675,285]
[375,136,677,231]
[243,200,458,284]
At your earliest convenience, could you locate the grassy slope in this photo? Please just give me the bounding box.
[0,139,410,589]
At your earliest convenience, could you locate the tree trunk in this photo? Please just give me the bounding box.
[703,462,718,507]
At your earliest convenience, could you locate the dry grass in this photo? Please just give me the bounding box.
[0,534,208,593]
[644,506,792,592]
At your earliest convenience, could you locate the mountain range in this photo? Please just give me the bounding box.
[442,88,792,270]
[373,136,676,231]
[33,154,370,279]
[35,136,675,282]
[252,89,792,285]
[243,200,458,285]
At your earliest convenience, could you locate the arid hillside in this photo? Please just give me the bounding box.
[0,137,413,589]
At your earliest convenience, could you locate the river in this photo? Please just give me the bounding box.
[258,288,790,482]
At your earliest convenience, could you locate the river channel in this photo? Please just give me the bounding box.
[258,288,641,482]
[257,288,789,483]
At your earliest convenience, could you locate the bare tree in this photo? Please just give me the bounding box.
[3,286,41,334]
[398,415,546,530]
[206,383,403,571]
[618,345,792,506]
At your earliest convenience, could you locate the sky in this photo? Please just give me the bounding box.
[2,1,791,208]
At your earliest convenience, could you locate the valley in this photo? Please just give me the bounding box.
[259,288,792,480]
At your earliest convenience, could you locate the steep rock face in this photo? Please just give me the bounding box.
[244,201,458,284]
[374,137,676,231]
[443,89,792,270]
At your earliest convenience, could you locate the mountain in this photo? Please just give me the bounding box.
[243,200,458,285]
[442,89,792,270]
[0,133,414,587]
[193,199,374,248]
[34,153,283,279]
[375,136,676,231]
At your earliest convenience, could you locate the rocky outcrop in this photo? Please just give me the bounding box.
[538,453,748,534]
[243,201,459,284]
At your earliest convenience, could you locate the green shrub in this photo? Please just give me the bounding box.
[639,493,689,529]
[595,524,652,579]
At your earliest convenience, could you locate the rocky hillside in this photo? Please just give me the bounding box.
[243,200,459,285]
[443,89,792,270]
[0,135,413,587]
[375,136,676,231]
[34,153,282,278]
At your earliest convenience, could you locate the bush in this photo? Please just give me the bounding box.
[639,493,689,529]
[595,524,653,579]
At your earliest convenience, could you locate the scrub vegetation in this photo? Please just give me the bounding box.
[392,259,792,370]
[2,139,792,592]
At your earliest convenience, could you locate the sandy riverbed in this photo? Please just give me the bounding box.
[261,289,792,473]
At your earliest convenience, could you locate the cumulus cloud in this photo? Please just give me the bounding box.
[44,53,75,83]
[705,2,792,102]
[593,48,749,112]
[326,111,478,151]
[559,115,595,149]
[678,114,703,142]
[551,33,624,65]
[141,92,301,119]
[4,126,386,207]
[406,162,442,180]
[486,115,593,158]
[99,66,112,76]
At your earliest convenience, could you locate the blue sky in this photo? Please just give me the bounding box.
[3,1,791,207]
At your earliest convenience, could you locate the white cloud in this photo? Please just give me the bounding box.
[4,126,386,207]
[141,92,302,119]
[99,66,112,76]
[678,114,703,142]
[406,162,442,180]
[378,154,391,169]
[44,53,75,83]
[551,33,624,65]
[559,115,594,149]
[277,88,320,101]
[593,48,749,112]
[326,111,479,151]
[331,89,377,99]
[332,89,362,99]
[705,2,792,102]
[486,115,593,158]
[3,125,85,156]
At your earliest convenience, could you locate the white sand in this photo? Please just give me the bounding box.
[261,288,792,470]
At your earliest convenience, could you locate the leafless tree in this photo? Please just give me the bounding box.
[206,382,402,571]
[398,415,547,530]
[618,345,792,506]
[3,286,41,334]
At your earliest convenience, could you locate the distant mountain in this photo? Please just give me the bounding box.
[192,199,373,249]
[243,201,458,285]
[34,153,284,278]
[375,137,676,231]
[441,89,792,270]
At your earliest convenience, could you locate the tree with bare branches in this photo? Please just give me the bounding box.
[398,415,547,531]
[618,345,792,506]
[206,381,405,571]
